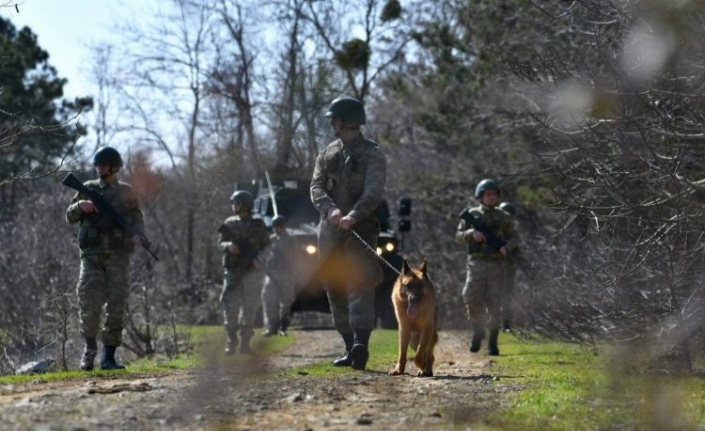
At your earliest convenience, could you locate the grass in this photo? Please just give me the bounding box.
[285,329,705,430]
[489,333,705,431]
[0,326,294,385]
[3,327,704,431]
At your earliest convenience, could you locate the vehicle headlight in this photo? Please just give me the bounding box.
[305,244,317,255]
[376,247,382,255]
[385,242,395,252]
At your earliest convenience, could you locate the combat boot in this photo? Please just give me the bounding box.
[332,332,354,367]
[278,317,290,336]
[79,337,97,371]
[100,345,126,370]
[350,329,371,371]
[470,326,485,353]
[502,319,512,333]
[240,335,253,355]
[488,328,500,356]
[225,330,238,355]
[261,328,278,337]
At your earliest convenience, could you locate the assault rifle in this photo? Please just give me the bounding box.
[459,209,533,280]
[62,173,159,261]
[217,223,275,278]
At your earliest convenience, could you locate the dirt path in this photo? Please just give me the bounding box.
[0,329,516,431]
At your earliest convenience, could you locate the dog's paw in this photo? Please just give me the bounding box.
[389,367,404,376]
[417,370,433,377]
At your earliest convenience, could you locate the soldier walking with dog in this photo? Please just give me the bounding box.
[261,215,296,336]
[65,146,145,371]
[217,190,270,355]
[311,96,386,371]
[455,179,517,356]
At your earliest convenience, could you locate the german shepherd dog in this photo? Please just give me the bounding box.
[389,259,439,377]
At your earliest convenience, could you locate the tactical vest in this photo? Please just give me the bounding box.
[221,216,268,269]
[466,207,505,256]
[319,138,378,220]
[77,181,136,253]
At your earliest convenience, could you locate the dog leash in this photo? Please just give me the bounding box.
[351,230,402,276]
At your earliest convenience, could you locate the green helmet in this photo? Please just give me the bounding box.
[272,215,286,227]
[324,96,366,125]
[229,190,254,210]
[93,146,123,168]
[475,178,500,199]
[499,202,516,215]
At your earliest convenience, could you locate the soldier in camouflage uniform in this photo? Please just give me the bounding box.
[66,146,145,371]
[311,96,386,371]
[498,202,518,332]
[455,179,517,356]
[217,190,270,355]
[261,215,296,337]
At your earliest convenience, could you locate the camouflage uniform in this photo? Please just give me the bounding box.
[66,178,144,348]
[261,228,296,334]
[310,135,386,344]
[217,215,269,350]
[455,205,517,350]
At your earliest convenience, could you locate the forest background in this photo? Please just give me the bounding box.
[2,0,705,375]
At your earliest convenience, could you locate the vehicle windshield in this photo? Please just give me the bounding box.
[256,188,319,226]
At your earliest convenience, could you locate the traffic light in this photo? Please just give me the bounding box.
[398,197,411,232]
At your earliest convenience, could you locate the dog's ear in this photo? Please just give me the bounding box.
[401,259,412,275]
[419,259,427,278]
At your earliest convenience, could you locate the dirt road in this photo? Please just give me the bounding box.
[0,329,516,431]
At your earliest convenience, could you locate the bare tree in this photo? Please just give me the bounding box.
[209,0,262,175]
[115,0,216,283]
[300,0,411,102]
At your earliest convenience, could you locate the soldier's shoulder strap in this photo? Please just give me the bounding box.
[83,179,102,190]
[320,139,343,156]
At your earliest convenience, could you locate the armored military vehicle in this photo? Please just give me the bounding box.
[249,177,410,329]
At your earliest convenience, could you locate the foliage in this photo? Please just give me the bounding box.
[380,0,402,22]
[0,17,91,184]
[491,335,705,430]
[334,38,371,70]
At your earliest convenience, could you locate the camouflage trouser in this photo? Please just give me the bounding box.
[462,257,509,331]
[261,273,295,331]
[220,267,265,339]
[76,252,131,347]
[318,220,383,333]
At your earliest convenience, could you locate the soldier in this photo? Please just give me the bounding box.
[455,179,517,356]
[66,146,144,371]
[498,201,518,332]
[217,190,270,355]
[261,215,296,337]
[310,96,386,371]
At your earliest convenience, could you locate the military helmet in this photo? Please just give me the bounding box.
[324,96,366,125]
[272,215,286,227]
[93,146,123,168]
[229,190,254,210]
[475,178,500,199]
[499,202,516,215]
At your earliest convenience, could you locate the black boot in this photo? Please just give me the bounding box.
[351,329,371,371]
[240,335,253,355]
[488,328,500,356]
[470,326,485,353]
[278,317,290,336]
[79,337,97,371]
[502,319,512,333]
[262,327,278,337]
[100,345,126,370]
[225,330,238,355]
[332,332,354,367]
